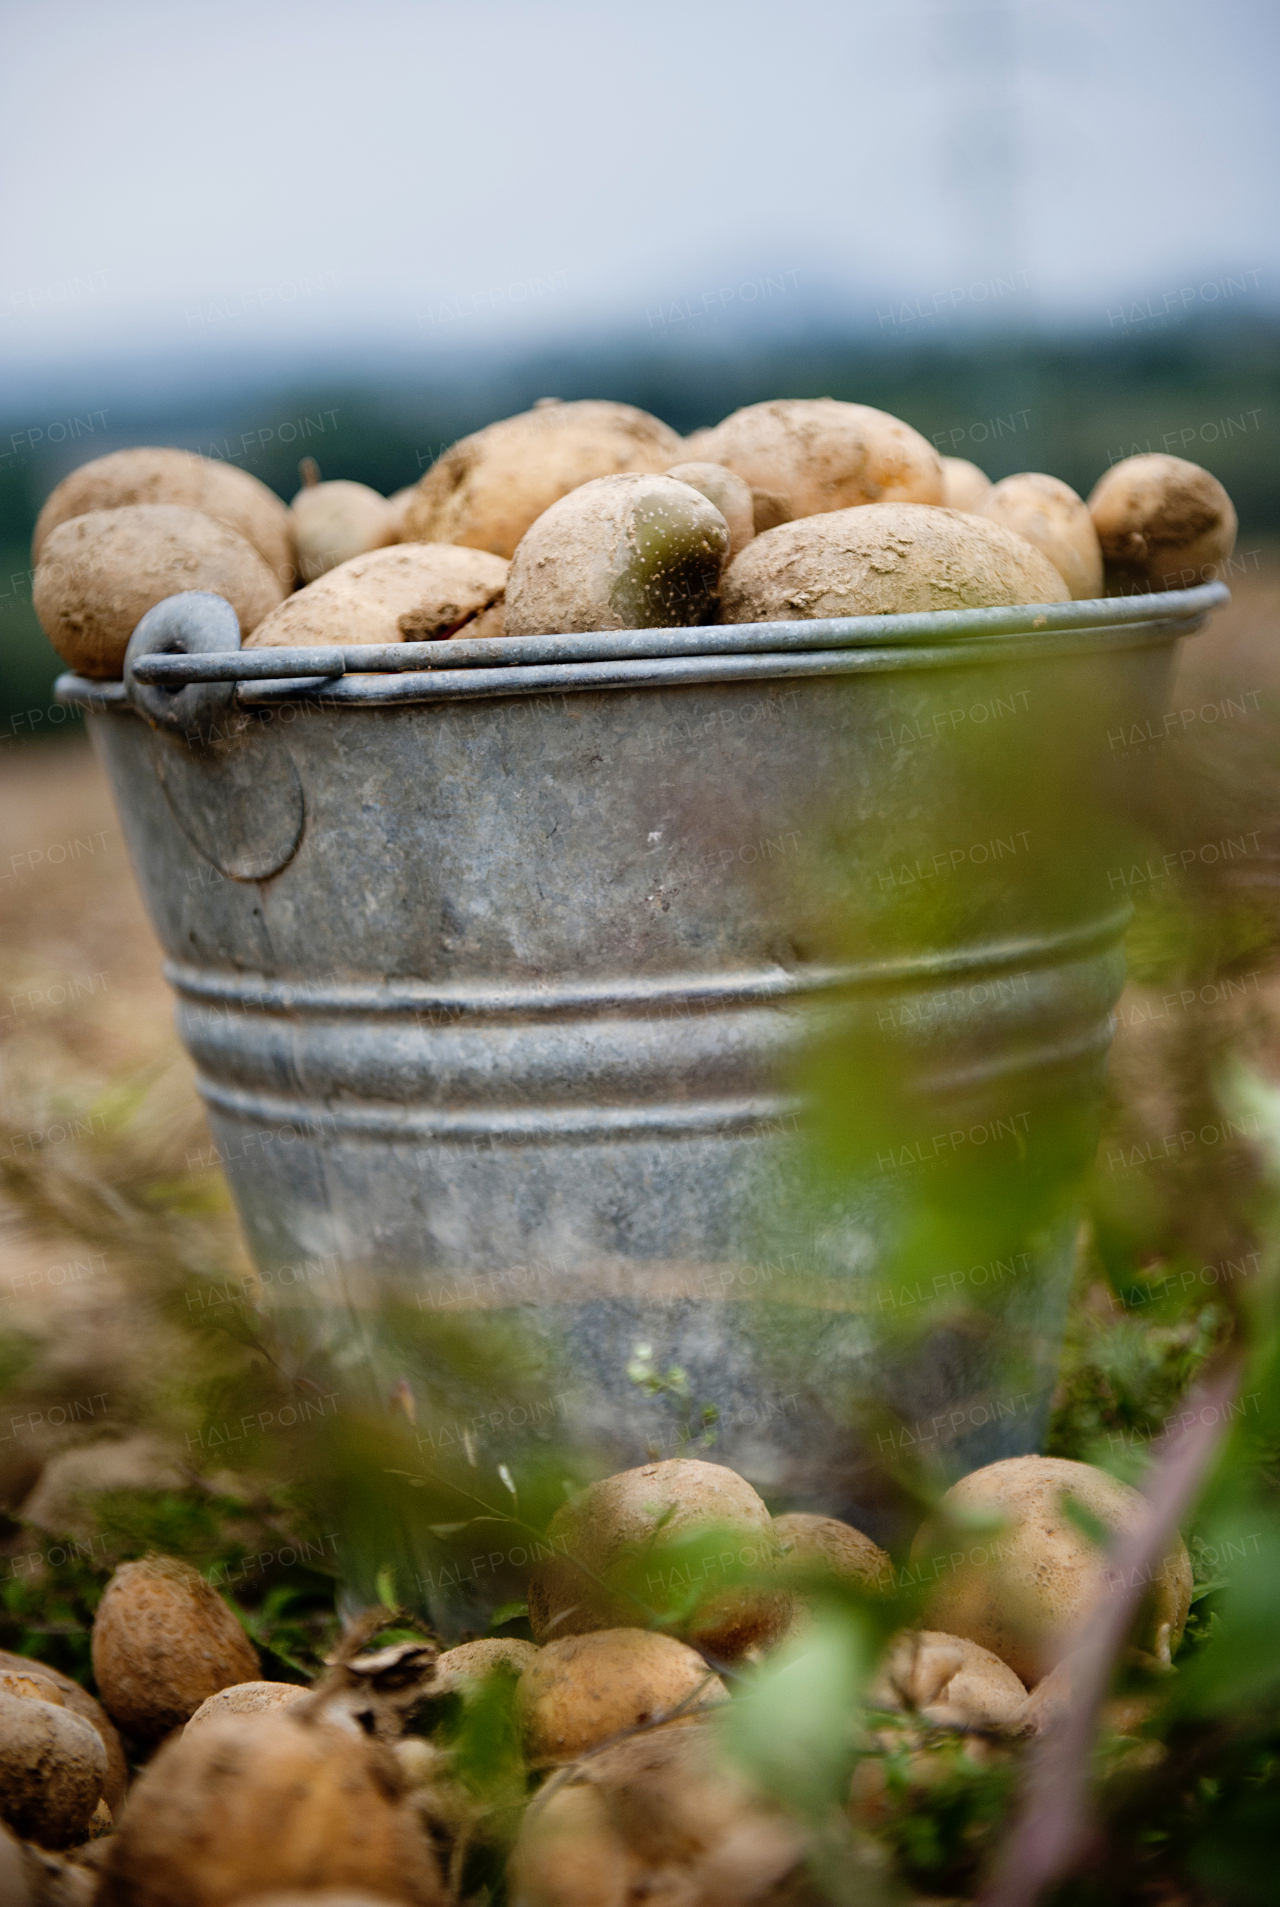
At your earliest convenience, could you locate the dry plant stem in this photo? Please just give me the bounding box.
[980,1351,1246,1907]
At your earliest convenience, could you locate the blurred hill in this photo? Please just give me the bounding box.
[2,309,1275,738]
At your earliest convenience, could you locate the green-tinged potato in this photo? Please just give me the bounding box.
[867,1629,1027,1731]
[401,399,684,558]
[527,1457,792,1660]
[1088,452,1237,593]
[516,1629,725,1763]
[33,506,284,677]
[290,477,396,582]
[432,1637,539,1695]
[663,461,755,557]
[940,456,993,511]
[509,1718,818,1907]
[505,474,730,638]
[722,502,1069,623]
[978,472,1104,600]
[692,398,943,520]
[32,446,295,587]
[0,1653,125,1813]
[91,1555,260,1743]
[96,1709,443,1907]
[0,1689,107,1849]
[184,1682,309,1734]
[244,543,508,648]
[911,1455,1193,1686]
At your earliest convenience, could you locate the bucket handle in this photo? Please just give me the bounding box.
[123,592,243,738]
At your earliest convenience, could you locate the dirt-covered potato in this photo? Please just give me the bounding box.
[96,1709,442,1907]
[978,472,1104,600]
[401,399,684,558]
[33,506,284,678]
[290,475,396,582]
[722,502,1069,623]
[432,1638,539,1695]
[91,1555,260,1743]
[244,543,508,648]
[0,1688,108,1849]
[32,446,295,588]
[663,461,755,558]
[528,1457,791,1660]
[692,398,943,521]
[1088,452,1238,593]
[505,474,730,638]
[184,1682,309,1734]
[940,456,993,512]
[0,1652,126,1813]
[912,1455,1194,1686]
[773,1512,891,1591]
[516,1629,725,1764]
[867,1630,1027,1731]
[509,1717,816,1907]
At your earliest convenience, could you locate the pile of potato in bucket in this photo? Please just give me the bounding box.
[31,396,1239,681]
[0,1451,1193,1904]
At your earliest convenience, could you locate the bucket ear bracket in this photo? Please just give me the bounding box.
[125,591,305,883]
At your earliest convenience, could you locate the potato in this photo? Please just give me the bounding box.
[91,1555,260,1742]
[663,461,755,557]
[867,1629,1027,1731]
[911,1455,1193,1686]
[528,1457,791,1660]
[722,502,1069,623]
[940,456,992,512]
[244,543,508,648]
[0,1688,108,1849]
[290,475,396,582]
[96,1709,443,1907]
[505,474,730,638]
[184,1682,309,1734]
[978,472,1103,600]
[516,1629,725,1763]
[692,398,943,521]
[401,399,683,558]
[34,506,284,678]
[1088,452,1237,593]
[0,1651,126,1813]
[32,446,295,588]
[509,1717,815,1907]
[772,1512,891,1592]
[432,1637,539,1695]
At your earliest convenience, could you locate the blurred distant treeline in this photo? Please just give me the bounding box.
[1,310,1275,737]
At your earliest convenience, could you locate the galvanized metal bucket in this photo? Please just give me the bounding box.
[58,583,1224,1575]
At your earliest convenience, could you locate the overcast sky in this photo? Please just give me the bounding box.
[2,0,1276,396]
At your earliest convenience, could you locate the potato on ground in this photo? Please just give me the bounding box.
[1088,452,1237,593]
[528,1457,791,1659]
[291,476,396,582]
[32,445,295,587]
[184,1681,309,1733]
[34,506,284,678]
[978,472,1103,600]
[663,461,756,557]
[509,1717,818,1907]
[0,1652,125,1812]
[432,1637,539,1695]
[722,502,1069,623]
[773,1511,891,1592]
[244,543,508,648]
[940,456,993,512]
[516,1629,725,1763]
[504,474,730,637]
[910,1455,1193,1685]
[867,1629,1027,1731]
[91,1555,260,1742]
[692,398,943,521]
[0,1687,108,1849]
[401,399,683,558]
[97,1708,442,1907]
